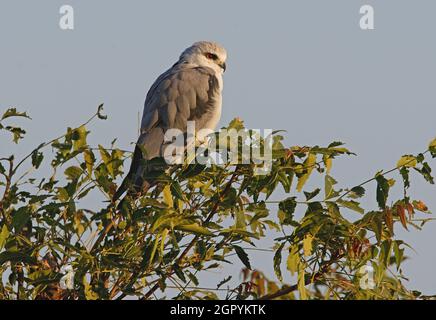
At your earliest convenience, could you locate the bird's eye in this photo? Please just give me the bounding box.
[206,53,218,60]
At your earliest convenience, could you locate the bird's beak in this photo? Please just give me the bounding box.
[220,62,227,72]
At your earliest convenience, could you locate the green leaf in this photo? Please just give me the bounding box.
[371,214,383,243]
[175,224,214,236]
[337,199,364,214]
[235,210,246,230]
[173,264,187,283]
[278,197,297,225]
[180,164,206,179]
[348,186,366,199]
[324,175,338,200]
[400,167,410,189]
[219,228,260,239]
[217,276,232,289]
[274,242,285,282]
[393,241,404,269]
[414,162,434,184]
[31,150,44,169]
[0,251,37,265]
[1,108,31,120]
[64,166,82,181]
[186,270,199,286]
[5,126,26,143]
[56,187,70,202]
[304,188,320,201]
[376,175,390,209]
[170,181,185,201]
[12,207,31,232]
[233,245,251,270]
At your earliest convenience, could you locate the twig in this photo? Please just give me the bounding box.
[258,252,343,300]
[338,150,430,200]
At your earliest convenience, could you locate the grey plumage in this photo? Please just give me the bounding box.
[113,41,227,203]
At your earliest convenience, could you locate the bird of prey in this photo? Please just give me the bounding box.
[113,41,227,202]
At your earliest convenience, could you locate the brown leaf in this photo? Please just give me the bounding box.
[285,149,294,160]
[384,208,394,235]
[406,203,415,219]
[241,268,250,281]
[397,205,408,230]
[414,200,429,212]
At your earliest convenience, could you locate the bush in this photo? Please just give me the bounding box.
[0,105,435,300]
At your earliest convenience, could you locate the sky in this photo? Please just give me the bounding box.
[1,0,435,296]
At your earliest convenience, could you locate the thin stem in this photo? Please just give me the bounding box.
[338,150,430,201]
[12,107,102,177]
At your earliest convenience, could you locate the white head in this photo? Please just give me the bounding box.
[179,41,227,75]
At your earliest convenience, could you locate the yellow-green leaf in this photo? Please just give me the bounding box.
[298,263,308,300]
[84,150,94,176]
[56,187,69,202]
[72,125,88,151]
[98,145,113,175]
[176,224,214,236]
[323,155,332,175]
[148,234,161,267]
[162,185,173,208]
[160,228,169,258]
[303,234,313,257]
[235,210,246,230]
[83,276,99,300]
[286,245,299,276]
[296,153,317,192]
[397,156,417,168]
[0,225,10,250]
[337,199,365,214]
[64,166,82,181]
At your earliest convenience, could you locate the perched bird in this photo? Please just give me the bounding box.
[113,41,227,202]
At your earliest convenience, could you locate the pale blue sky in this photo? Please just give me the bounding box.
[1,0,435,296]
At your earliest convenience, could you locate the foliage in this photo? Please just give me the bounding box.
[0,106,435,300]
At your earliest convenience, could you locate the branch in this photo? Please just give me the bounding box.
[140,166,241,300]
[11,105,104,177]
[338,149,430,200]
[258,252,343,300]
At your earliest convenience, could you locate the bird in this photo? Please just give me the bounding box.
[113,41,227,204]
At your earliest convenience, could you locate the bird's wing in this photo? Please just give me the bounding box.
[141,65,221,134]
[113,65,221,201]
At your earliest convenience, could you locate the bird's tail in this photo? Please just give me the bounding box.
[115,182,152,212]
[112,175,129,203]
[113,174,153,212]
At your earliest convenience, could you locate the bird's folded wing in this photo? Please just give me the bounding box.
[119,66,221,195]
[140,65,220,134]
